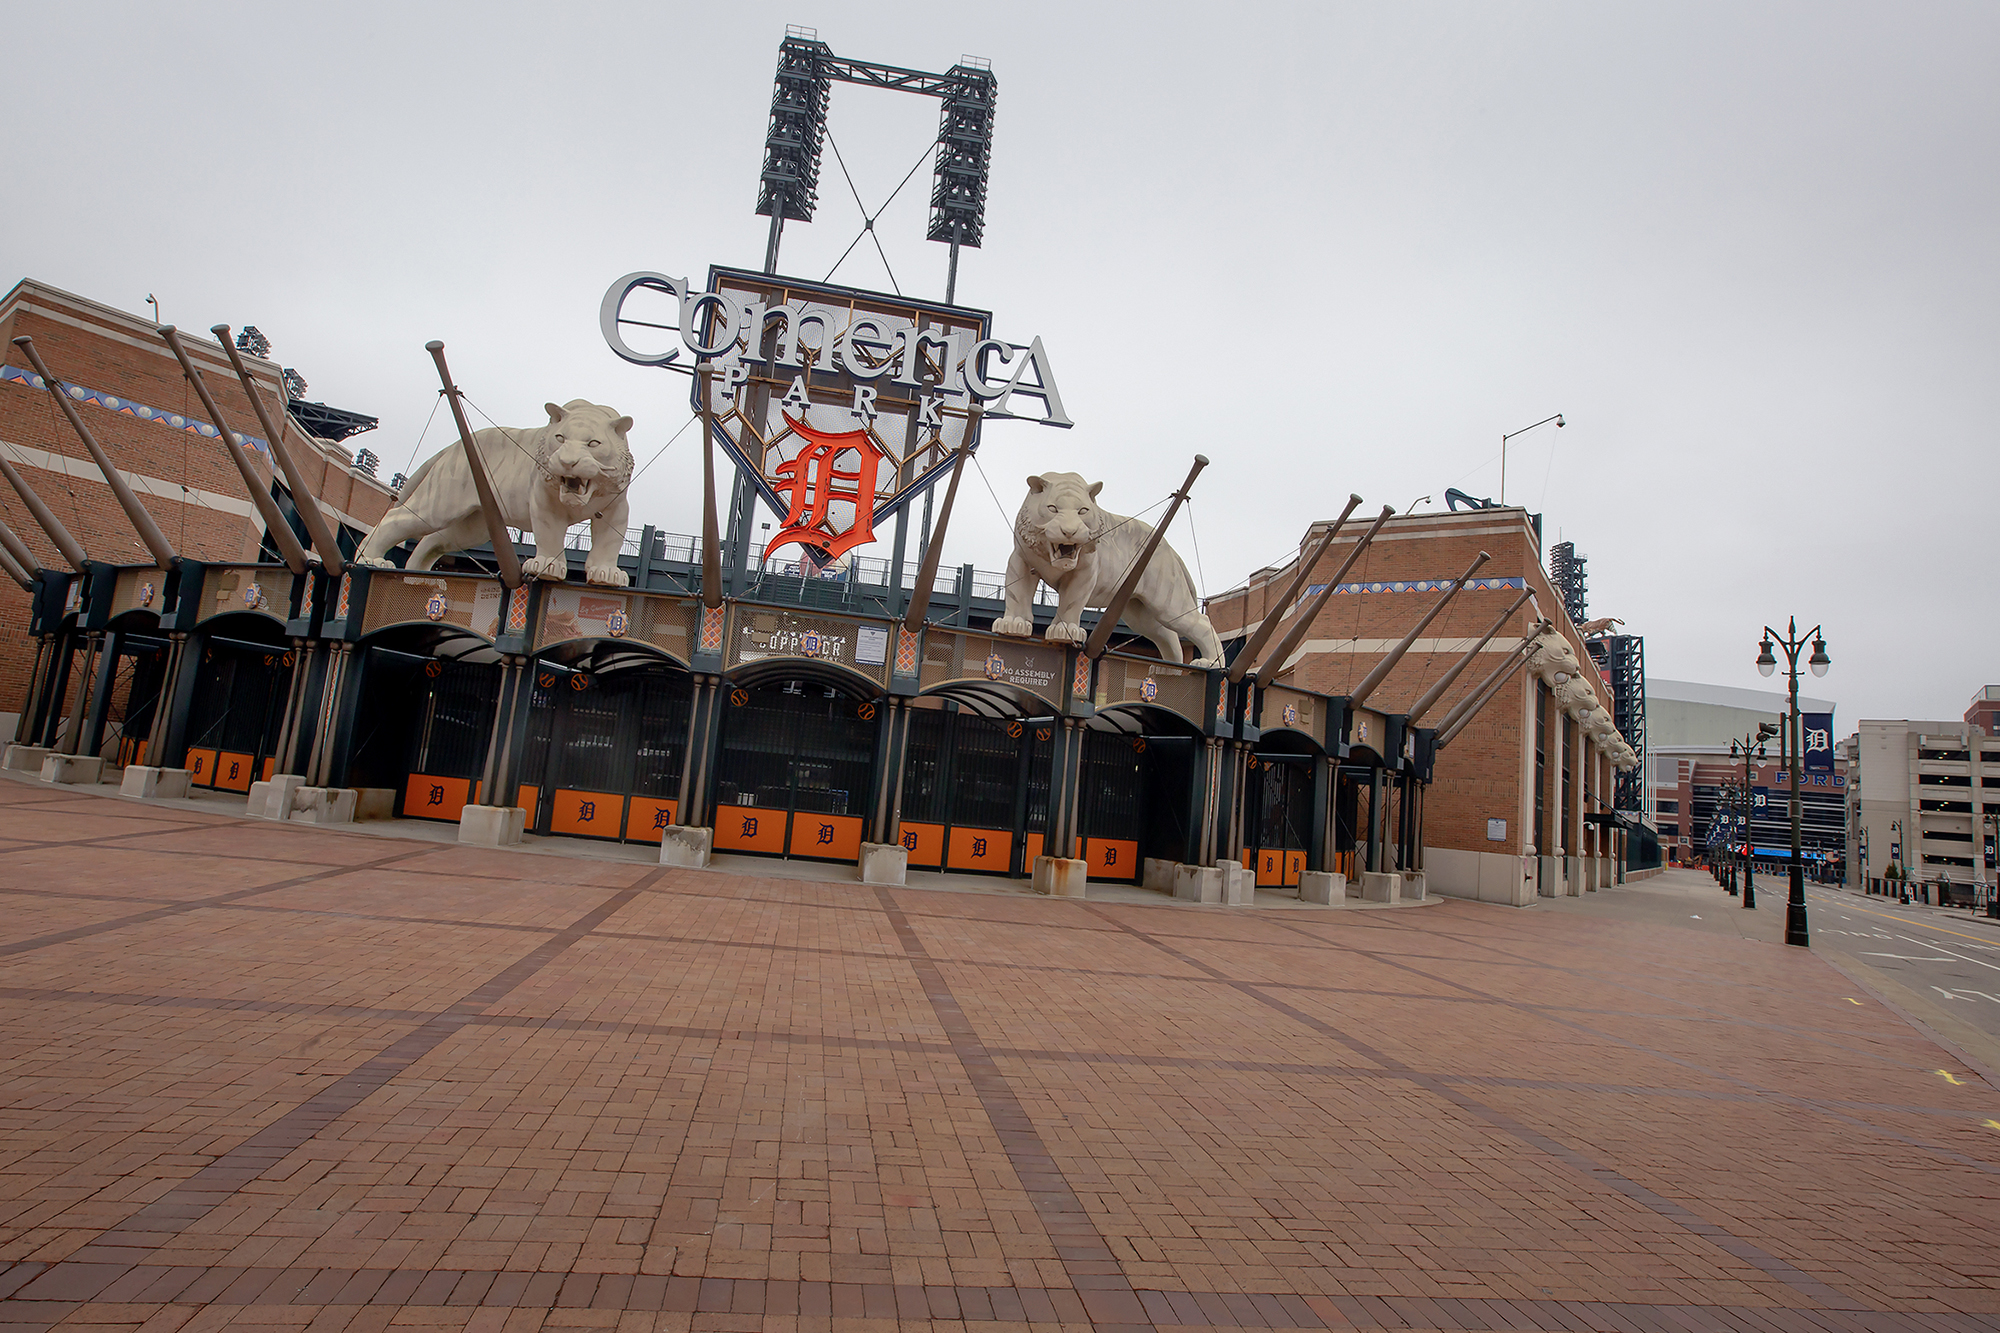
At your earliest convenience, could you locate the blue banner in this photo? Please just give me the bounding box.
[1751,786,1771,819]
[1801,711,1835,773]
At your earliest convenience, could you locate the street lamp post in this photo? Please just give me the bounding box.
[1757,618,1829,947]
[1891,819,1904,902]
[1731,724,1777,909]
[1499,414,1564,506]
[1982,810,1998,918]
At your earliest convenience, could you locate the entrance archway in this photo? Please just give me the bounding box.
[180,612,293,793]
[898,702,1055,876]
[711,670,883,863]
[343,624,501,823]
[1077,703,1204,883]
[517,643,694,846]
[1245,730,1323,889]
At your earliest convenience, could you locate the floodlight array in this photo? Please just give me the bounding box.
[927,62,998,249]
[756,32,832,225]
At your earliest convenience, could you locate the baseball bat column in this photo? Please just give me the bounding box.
[159,326,310,576]
[213,328,345,577]
[1033,454,1207,897]
[0,518,48,747]
[1245,506,1395,686]
[16,335,189,782]
[1432,629,1546,749]
[0,453,88,574]
[422,342,526,845]
[0,513,44,586]
[1404,587,1534,725]
[1082,454,1208,660]
[1216,496,1363,873]
[0,452,90,766]
[1226,495,1363,688]
[425,342,522,589]
[0,537,33,592]
[659,367,729,869]
[15,337,180,572]
[855,440,978,886]
[901,442,971,635]
[1346,551,1490,710]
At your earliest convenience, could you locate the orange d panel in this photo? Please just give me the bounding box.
[789,813,863,862]
[714,804,788,855]
[1254,848,1285,888]
[1081,838,1139,881]
[1285,849,1306,887]
[184,748,218,787]
[623,797,679,842]
[947,826,1011,873]
[896,821,945,868]
[550,789,624,838]
[1024,832,1044,866]
[517,785,539,823]
[403,774,473,822]
[214,751,255,792]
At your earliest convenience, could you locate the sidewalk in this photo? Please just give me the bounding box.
[0,778,1995,1331]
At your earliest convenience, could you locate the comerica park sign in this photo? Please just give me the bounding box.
[601,268,1069,561]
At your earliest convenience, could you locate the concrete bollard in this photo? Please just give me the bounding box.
[659,825,713,868]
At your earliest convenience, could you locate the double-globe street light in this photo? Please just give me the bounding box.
[1757,617,1830,947]
[1730,723,1778,907]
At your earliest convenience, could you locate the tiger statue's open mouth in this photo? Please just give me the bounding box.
[556,473,595,507]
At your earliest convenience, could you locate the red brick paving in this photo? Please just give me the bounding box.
[0,778,1996,1331]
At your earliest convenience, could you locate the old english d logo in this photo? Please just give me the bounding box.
[767,413,885,561]
[816,822,835,845]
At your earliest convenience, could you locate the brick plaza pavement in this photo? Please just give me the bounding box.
[0,778,1995,1332]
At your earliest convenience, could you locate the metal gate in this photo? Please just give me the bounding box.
[345,646,501,823]
[1245,753,1312,888]
[518,664,693,845]
[181,637,293,793]
[898,708,1053,875]
[712,678,880,863]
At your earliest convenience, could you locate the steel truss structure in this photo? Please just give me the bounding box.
[1585,633,1646,811]
[1549,541,1588,627]
[755,28,998,249]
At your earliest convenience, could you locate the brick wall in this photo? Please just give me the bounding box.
[1206,509,1620,857]
[0,279,397,724]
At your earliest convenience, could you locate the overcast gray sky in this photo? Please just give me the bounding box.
[6,2,1994,727]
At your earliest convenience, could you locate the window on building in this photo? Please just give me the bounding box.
[1561,713,1573,857]
[1656,799,1679,814]
[1659,823,1679,838]
[1534,683,1547,856]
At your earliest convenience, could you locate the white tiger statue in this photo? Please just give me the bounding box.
[354,400,635,585]
[991,471,1224,667]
